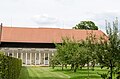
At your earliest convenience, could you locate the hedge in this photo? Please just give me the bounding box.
[0,53,22,79]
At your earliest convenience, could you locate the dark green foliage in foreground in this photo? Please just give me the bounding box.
[0,53,22,79]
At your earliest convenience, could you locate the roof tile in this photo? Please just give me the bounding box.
[1,27,108,43]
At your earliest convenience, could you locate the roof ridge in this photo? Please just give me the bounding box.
[3,26,61,29]
[2,26,102,32]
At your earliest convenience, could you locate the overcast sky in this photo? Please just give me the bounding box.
[0,0,120,32]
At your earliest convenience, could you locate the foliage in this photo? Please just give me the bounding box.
[73,21,98,30]
[96,19,120,79]
[51,19,120,79]
[52,37,96,72]
[0,51,4,55]
[0,53,22,79]
[49,53,60,69]
[85,32,98,67]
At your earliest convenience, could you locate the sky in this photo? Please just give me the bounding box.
[0,0,120,32]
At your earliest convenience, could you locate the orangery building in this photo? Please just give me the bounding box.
[0,26,107,66]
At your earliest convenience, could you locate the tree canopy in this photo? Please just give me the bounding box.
[96,19,120,79]
[73,21,98,30]
[50,18,120,79]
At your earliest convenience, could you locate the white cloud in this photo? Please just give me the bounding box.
[53,0,77,4]
[32,14,64,28]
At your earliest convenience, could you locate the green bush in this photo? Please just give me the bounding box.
[0,53,22,79]
[0,51,4,55]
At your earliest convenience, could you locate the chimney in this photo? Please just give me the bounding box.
[0,23,3,45]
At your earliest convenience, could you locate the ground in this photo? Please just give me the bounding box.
[19,66,108,79]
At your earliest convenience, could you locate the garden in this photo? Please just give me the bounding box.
[1,19,120,79]
[49,19,120,79]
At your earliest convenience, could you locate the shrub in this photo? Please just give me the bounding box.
[0,53,22,79]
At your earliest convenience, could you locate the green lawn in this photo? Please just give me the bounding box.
[19,66,69,79]
[19,66,108,79]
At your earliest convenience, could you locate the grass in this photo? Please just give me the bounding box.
[19,66,108,79]
[19,66,69,79]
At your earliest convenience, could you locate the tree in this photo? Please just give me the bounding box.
[73,21,98,30]
[82,32,98,79]
[55,38,71,71]
[54,37,88,72]
[49,53,60,69]
[96,19,120,79]
[70,41,86,72]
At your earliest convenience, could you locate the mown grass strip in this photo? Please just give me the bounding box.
[19,67,69,79]
[19,66,108,79]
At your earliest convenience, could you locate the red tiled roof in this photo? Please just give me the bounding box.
[1,27,108,43]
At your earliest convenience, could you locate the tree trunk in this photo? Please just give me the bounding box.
[110,60,113,79]
[87,57,89,79]
[80,63,85,69]
[52,65,55,69]
[62,64,64,71]
[74,64,78,72]
[80,65,82,70]
[92,60,95,71]
[52,64,55,69]
[74,67,77,72]
[65,64,67,69]
[71,64,74,70]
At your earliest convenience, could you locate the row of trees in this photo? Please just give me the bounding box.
[50,19,120,79]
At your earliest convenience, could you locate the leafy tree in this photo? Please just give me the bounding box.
[70,41,86,72]
[73,21,98,30]
[81,32,98,79]
[53,33,99,73]
[49,54,60,69]
[54,38,88,72]
[86,32,98,70]
[55,38,71,70]
[96,19,120,79]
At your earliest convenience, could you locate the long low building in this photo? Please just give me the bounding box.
[0,26,107,66]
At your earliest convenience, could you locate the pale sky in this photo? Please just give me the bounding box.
[0,0,120,32]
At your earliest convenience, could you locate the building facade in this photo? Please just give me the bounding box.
[1,48,56,66]
[0,27,107,66]
[1,42,56,66]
